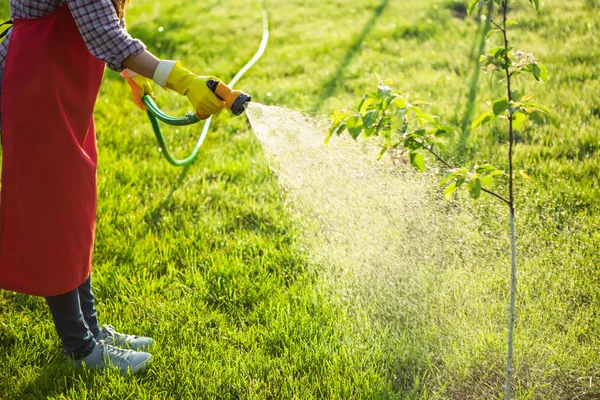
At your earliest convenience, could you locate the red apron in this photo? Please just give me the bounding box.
[0,5,105,296]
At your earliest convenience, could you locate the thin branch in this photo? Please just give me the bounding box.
[427,148,511,206]
[482,187,511,205]
[428,148,454,169]
[490,19,505,32]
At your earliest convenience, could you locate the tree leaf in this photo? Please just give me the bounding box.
[486,29,500,40]
[523,102,551,114]
[444,182,458,201]
[468,178,482,199]
[362,110,379,129]
[412,106,437,124]
[537,64,548,81]
[377,142,391,160]
[358,97,375,113]
[327,110,349,144]
[512,112,527,130]
[476,164,498,173]
[467,0,480,17]
[391,95,408,109]
[492,97,510,116]
[332,110,348,124]
[410,152,426,172]
[527,63,549,82]
[346,114,363,139]
[472,112,496,130]
[440,168,467,186]
[434,126,453,137]
[481,175,494,188]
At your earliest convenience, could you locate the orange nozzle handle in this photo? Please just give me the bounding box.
[206,80,251,116]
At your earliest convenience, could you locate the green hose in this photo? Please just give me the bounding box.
[142,0,269,167]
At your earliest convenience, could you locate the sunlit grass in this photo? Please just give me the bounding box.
[0,0,598,398]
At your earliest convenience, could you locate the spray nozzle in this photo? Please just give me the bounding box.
[206,79,251,116]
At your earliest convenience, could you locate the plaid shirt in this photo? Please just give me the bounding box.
[0,0,145,74]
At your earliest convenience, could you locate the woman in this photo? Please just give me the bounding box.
[0,0,225,375]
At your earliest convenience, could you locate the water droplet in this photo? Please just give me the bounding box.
[158,26,164,32]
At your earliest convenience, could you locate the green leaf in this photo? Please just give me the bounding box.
[444,182,458,201]
[526,63,549,82]
[481,175,494,188]
[327,110,349,144]
[378,85,393,100]
[391,95,408,109]
[467,0,480,17]
[506,20,519,26]
[440,168,467,186]
[362,110,379,129]
[331,110,348,127]
[490,47,505,57]
[358,97,375,113]
[538,63,549,81]
[486,29,500,40]
[529,0,540,10]
[468,178,482,199]
[404,136,423,150]
[346,114,363,139]
[476,164,497,173]
[390,110,406,132]
[434,126,453,137]
[410,152,426,172]
[412,106,437,124]
[523,102,551,114]
[471,112,496,130]
[492,97,510,116]
[512,112,527,130]
[377,142,391,160]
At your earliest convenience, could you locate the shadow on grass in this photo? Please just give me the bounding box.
[454,1,494,161]
[14,358,153,400]
[311,0,390,114]
[140,162,193,238]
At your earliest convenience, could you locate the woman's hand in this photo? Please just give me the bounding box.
[121,69,156,110]
[153,61,226,120]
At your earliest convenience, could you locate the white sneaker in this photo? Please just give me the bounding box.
[96,324,155,351]
[78,341,152,375]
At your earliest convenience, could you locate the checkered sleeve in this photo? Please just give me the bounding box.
[66,0,146,72]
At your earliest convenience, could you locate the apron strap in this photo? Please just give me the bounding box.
[0,20,13,40]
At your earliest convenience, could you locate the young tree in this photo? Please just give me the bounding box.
[327,0,548,397]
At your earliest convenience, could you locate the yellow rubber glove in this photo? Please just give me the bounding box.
[122,71,156,110]
[165,63,226,120]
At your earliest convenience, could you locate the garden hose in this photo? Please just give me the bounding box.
[142,0,269,167]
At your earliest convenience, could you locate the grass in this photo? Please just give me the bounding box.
[0,0,599,398]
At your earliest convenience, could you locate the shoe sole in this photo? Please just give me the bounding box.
[104,338,156,351]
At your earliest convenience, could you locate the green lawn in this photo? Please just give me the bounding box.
[0,0,599,399]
